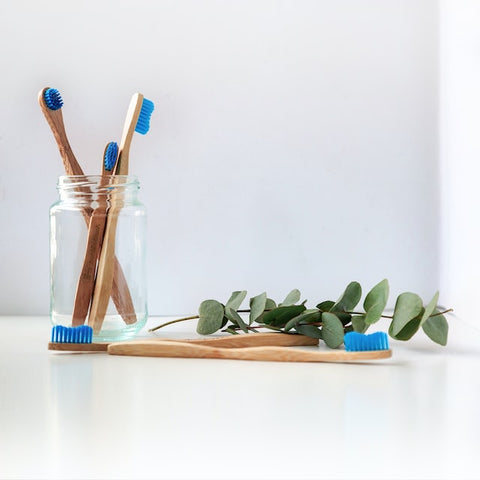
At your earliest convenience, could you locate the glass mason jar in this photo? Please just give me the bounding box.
[50,175,147,341]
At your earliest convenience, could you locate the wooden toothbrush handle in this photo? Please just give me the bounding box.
[88,206,123,333]
[72,205,108,326]
[169,333,319,348]
[39,89,136,325]
[79,206,136,325]
[48,333,318,353]
[107,341,392,362]
[40,104,84,176]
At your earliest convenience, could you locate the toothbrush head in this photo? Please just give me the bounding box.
[104,142,119,172]
[134,97,154,135]
[43,88,63,111]
[344,331,389,352]
[51,325,93,344]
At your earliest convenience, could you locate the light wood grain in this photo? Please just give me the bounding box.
[71,146,116,326]
[108,341,392,362]
[88,94,144,333]
[47,333,318,352]
[48,342,109,352]
[169,333,319,348]
[38,88,83,176]
[39,88,136,326]
[116,93,144,176]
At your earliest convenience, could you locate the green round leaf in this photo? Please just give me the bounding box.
[259,305,306,327]
[280,289,301,306]
[220,316,229,329]
[284,309,320,332]
[322,312,344,349]
[388,316,422,341]
[225,291,247,311]
[225,328,240,335]
[295,324,323,339]
[422,310,448,346]
[226,308,249,333]
[336,312,352,325]
[363,279,389,325]
[196,300,225,335]
[249,292,267,324]
[391,292,423,336]
[316,300,335,311]
[352,315,368,333]
[265,298,277,310]
[420,291,440,327]
[331,281,362,312]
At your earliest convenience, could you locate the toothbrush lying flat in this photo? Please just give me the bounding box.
[88,93,154,333]
[71,142,119,326]
[48,327,319,351]
[108,332,392,362]
[39,87,136,326]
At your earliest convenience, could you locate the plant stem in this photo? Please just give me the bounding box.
[227,325,269,331]
[148,315,199,332]
[149,307,454,333]
[431,308,453,317]
[346,308,453,319]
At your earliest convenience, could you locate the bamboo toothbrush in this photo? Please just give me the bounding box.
[71,142,119,326]
[38,87,136,326]
[108,332,392,362]
[38,87,83,176]
[48,326,319,352]
[88,93,154,333]
[116,93,154,175]
[48,326,391,363]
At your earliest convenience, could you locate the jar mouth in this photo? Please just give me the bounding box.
[58,175,138,185]
[57,175,140,197]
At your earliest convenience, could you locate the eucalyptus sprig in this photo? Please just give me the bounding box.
[149,280,452,348]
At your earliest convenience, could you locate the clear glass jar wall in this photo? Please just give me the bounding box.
[50,175,147,341]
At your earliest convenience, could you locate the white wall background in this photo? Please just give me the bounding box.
[0,0,442,316]
[440,0,480,323]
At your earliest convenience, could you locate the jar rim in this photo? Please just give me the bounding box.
[58,174,138,182]
[56,175,140,194]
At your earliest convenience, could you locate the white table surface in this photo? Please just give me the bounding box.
[0,316,479,480]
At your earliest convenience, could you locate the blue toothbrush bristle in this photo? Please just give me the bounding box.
[44,88,64,111]
[51,325,93,344]
[104,142,118,171]
[344,331,389,352]
[135,98,154,135]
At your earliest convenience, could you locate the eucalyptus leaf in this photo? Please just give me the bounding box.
[422,311,448,346]
[225,327,239,335]
[321,312,344,348]
[420,291,440,327]
[280,289,301,306]
[295,324,323,339]
[249,292,267,324]
[259,305,306,327]
[363,279,389,325]
[265,298,277,310]
[388,316,422,341]
[284,309,321,332]
[226,308,249,333]
[391,292,423,336]
[225,291,247,311]
[336,312,352,325]
[352,315,368,333]
[262,324,283,331]
[196,300,225,335]
[316,300,335,311]
[220,316,229,329]
[331,281,362,312]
